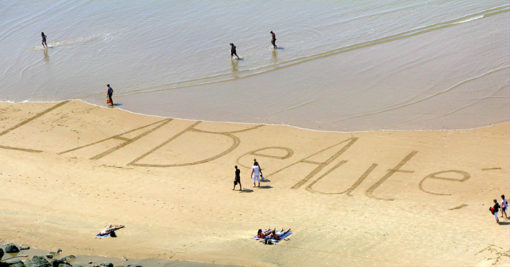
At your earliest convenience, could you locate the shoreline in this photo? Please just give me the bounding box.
[2,99,508,134]
[1,100,509,266]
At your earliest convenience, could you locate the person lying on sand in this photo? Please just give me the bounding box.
[270,228,291,240]
[98,224,125,236]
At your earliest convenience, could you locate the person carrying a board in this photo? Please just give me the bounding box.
[490,199,500,223]
[106,84,114,106]
[230,43,239,60]
[270,31,277,49]
[41,32,48,48]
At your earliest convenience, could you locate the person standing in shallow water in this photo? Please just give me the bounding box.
[106,84,114,106]
[230,43,239,59]
[233,165,242,191]
[41,32,47,48]
[270,31,277,49]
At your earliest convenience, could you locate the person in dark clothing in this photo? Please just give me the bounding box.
[270,31,277,49]
[233,165,242,191]
[230,43,239,59]
[490,199,501,223]
[106,84,114,106]
[41,32,48,48]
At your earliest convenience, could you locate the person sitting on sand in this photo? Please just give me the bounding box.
[98,224,125,237]
[257,229,272,239]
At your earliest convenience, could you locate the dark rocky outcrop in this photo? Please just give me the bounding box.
[2,259,25,267]
[0,248,4,260]
[27,256,51,267]
[4,244,19,254]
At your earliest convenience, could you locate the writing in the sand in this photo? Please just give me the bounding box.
[237,138,472,201]
[0,101,487,202]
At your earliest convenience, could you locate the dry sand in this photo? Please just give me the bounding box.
[0,100,509,266]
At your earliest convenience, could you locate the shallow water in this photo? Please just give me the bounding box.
[0,1,509,131]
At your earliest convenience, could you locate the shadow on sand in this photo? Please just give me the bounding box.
[240,189,254,193]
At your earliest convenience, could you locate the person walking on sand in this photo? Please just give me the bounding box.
[233,165,242,191]
[490,199,501,223]
[230,43,239,60]
[106,84,114,106]
[254,158,265,181]
[41,32,48,48]
[251,161,261,187]
[270,31,277,49]
[501,195,508,219]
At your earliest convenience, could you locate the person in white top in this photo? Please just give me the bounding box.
[251,161,261,187]
[501,194,508,219]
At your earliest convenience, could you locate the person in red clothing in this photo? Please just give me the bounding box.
[490,199,500,223]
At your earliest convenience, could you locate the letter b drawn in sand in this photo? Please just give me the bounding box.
[419,170,470,196]
[128,123,262,167]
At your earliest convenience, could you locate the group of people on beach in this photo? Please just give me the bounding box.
[490,194,508,223]
[39,30,278,107]
[230,31,278,60]
[233,159,264,191]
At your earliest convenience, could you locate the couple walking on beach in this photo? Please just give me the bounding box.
[489,194,508,223]
[232,159,265,191]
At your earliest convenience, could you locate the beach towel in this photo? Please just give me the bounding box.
[96,232,111,238]
[253,230,292,244]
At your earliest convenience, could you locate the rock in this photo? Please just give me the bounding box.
[100,263,113,267]
[19,245,30,251]
[30,255,51,267]
[3,259,25,267]
[61,255,75,262]
[0,248,4,260]
[50,259,65,267]
[4,244,20,253]
[56,249,62,254]
[57,264,72,267]
[46,254,54,259]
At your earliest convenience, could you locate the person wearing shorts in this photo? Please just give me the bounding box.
[41,32,47,48]
[501,194,508,219]
[251,161,261,187]
[233,165,242,191]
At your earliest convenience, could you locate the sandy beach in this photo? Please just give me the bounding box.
[0,100,508,266]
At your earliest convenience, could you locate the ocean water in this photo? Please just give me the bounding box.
[0,0,509,131]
